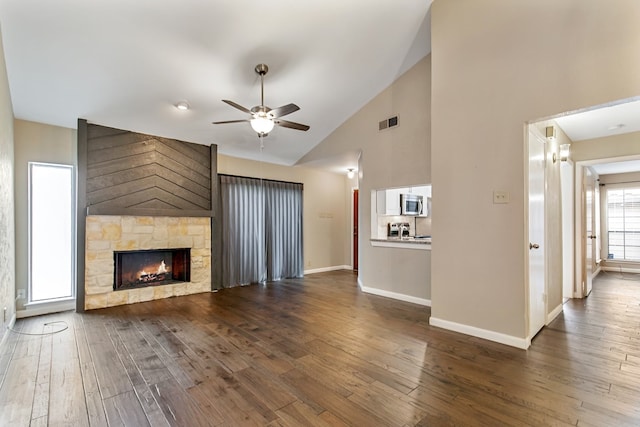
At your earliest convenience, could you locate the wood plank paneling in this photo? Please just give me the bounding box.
[85,123,213,212]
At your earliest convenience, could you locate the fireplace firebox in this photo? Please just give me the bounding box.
[114,248,190,291]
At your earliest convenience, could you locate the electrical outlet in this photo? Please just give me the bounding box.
[17,289,25,299]
[493,190,510,204]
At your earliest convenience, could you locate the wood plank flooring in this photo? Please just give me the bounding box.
[2,270,640,426]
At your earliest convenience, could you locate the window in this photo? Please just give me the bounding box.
[29,162,75,302]
[606,187,640,261]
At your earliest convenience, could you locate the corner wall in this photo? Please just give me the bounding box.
[297,55,431,302]
[430,0,640,344]
[0,24,16,343]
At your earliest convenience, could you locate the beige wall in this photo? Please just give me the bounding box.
[217,154,351,271]
[0,25,16,340]
[13,120,77,311]
[298,55,431,301]
[431,0,640,343]
[571,131,640,163]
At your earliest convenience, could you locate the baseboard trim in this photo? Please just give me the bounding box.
[0,313,17,350]
[17,300,76,319]
[429,316,528,349]
[602,266,640,274]
[304,265,352,275]
[360,285,431,307]
[546,303,563,325]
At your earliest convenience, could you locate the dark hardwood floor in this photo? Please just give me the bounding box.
[1,270,640,426]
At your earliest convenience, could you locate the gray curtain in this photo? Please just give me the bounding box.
[220,175,303,287]
[264,180,304,281]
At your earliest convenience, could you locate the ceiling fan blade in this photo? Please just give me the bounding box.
[275,119,310,131]
[269,103,300,118]
[212,119,250,124]
[222,100,252,114]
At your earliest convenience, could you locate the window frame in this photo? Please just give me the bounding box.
[604,182,640,262]
[28,161,76,304]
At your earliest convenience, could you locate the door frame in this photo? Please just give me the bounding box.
[573,155,640,297]
[352,188,359,271]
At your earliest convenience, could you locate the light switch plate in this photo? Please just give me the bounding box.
[493,190,510,204]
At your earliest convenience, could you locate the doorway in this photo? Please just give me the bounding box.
[582,167,599,296]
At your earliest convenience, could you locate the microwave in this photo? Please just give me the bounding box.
[401,194,423,216]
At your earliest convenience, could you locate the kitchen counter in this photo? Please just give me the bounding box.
[370,236,431,250]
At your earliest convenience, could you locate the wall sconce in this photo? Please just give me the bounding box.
[559,143,570,162]
[347,168,355,179]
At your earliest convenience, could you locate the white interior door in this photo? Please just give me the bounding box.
[583,168,596,296]
[528,128,546,338]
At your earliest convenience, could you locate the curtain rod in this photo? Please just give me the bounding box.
[218,173,303,188]
[600,180,640,186]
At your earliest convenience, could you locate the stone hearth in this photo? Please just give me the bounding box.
[84,215,211,310]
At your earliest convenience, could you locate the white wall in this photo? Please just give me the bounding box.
[0,23,16,342]
[431,0,640,345]
[298,55,431,302]
[13,120,77,311]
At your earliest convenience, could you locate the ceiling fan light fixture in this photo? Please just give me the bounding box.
[251,116,275,135]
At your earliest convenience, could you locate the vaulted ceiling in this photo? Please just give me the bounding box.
[0,0,432,166]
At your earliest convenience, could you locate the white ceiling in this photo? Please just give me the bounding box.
[554,98,640,176]
[0,0,432,167]
[2,2,639,175]
[554,98,640,142]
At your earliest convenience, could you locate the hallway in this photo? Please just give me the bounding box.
[532,270,640,425]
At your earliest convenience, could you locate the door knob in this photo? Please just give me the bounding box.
[529,243,540,250]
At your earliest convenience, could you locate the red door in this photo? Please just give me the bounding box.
[353,189,358,271]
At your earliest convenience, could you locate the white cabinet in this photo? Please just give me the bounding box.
[376,188,403,215]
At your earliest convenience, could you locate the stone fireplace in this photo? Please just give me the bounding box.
[84,215,211,310]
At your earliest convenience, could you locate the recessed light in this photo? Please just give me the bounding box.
[175,101,190,111]
[607,123,625,131]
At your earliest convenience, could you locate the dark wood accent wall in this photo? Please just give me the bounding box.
[85,123,212,214]
[76,120,220,312]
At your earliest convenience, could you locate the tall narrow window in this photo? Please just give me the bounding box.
[29,162,75,302]
[606,187,640,261]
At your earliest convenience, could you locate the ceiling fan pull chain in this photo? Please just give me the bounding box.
[260,72,265,107]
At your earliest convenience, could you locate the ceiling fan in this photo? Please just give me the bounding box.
[212,63,310,137]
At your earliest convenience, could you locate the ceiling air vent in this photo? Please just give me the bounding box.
[379,115,399,131]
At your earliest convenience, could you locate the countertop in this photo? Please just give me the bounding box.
[370,236,431,250]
